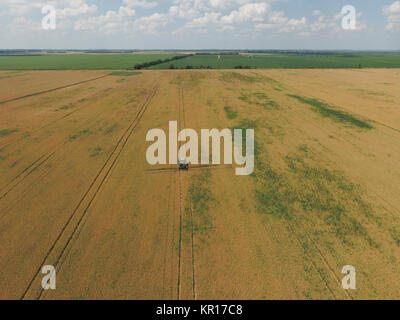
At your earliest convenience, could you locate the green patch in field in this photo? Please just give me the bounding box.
[287,94,372,129]
[0,128,19,137]
[109,71,142,76]
[104,123,119,135]
[9,161,18,168]
[90,147,104,157]
[238,91,280,109]
[389,228,400,246]
[284,146,376,246]
[223,106,238,119]
[169,74,184,85]
[231,118,260,165]
[57,104,73,111]
[255,162,294,219]
[232,118,258,130]
[185,169,215,246]
[187,72,206,87]
[253,142,376,247]
[260,75,286,90]
[238,95,249,102]
[220,71,264,83]
[253,92,268,99]
[69,129,92,141]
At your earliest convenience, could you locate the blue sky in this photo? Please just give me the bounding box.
[0,0,399,50]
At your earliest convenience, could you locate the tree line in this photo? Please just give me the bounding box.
[130,54,193,70]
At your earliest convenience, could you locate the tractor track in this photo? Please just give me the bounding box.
[182,86,196,301]
[176,85,196,300]
[0,84,149,204]
[20,82,160,300]
[283,217,339,299]
[162,171,174,299]
[0,151,55,202]
[0,143,67,204]
[171,173,178,299]
[371,189,400,216]
[177,86,183,299]
[0,104,81,151]
[0,152,49,196]
[1,102,89,151]
[0,74,109,106]
[188,182,197,300]
[0,78,149,151]
[297,216,354,300]
[0,159,57,222]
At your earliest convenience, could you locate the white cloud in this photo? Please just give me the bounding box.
[255,10,307,33]
[312,10,320,16]
[309,14,337,32]
[0,0,43,16]
[123,0,158,9]
[309,9,366,33]
[5,16,42,32]
[169,4,198,20]
[58,0,97,18]
[0,0,382,47]
[74,9,131,31]
[133,12,168,34]
[174,1,272,34]
[383,1,400,31]
[220,3,269,24]
[0,0,98,18]
[186,12,221,28]
[119,6,136,17]
[73,1,157,33]
[383,0,400,14]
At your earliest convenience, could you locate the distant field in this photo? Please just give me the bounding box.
[1,53,400,70]
[0,54,179,70]
[150,53,400,69]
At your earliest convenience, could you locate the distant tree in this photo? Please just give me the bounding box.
[169,64,175,69]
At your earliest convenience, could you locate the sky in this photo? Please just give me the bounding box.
[0,0,399,50]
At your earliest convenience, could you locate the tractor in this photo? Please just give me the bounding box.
[179,158,189,170]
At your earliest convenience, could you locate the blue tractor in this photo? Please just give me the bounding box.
[179,158,189,170]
